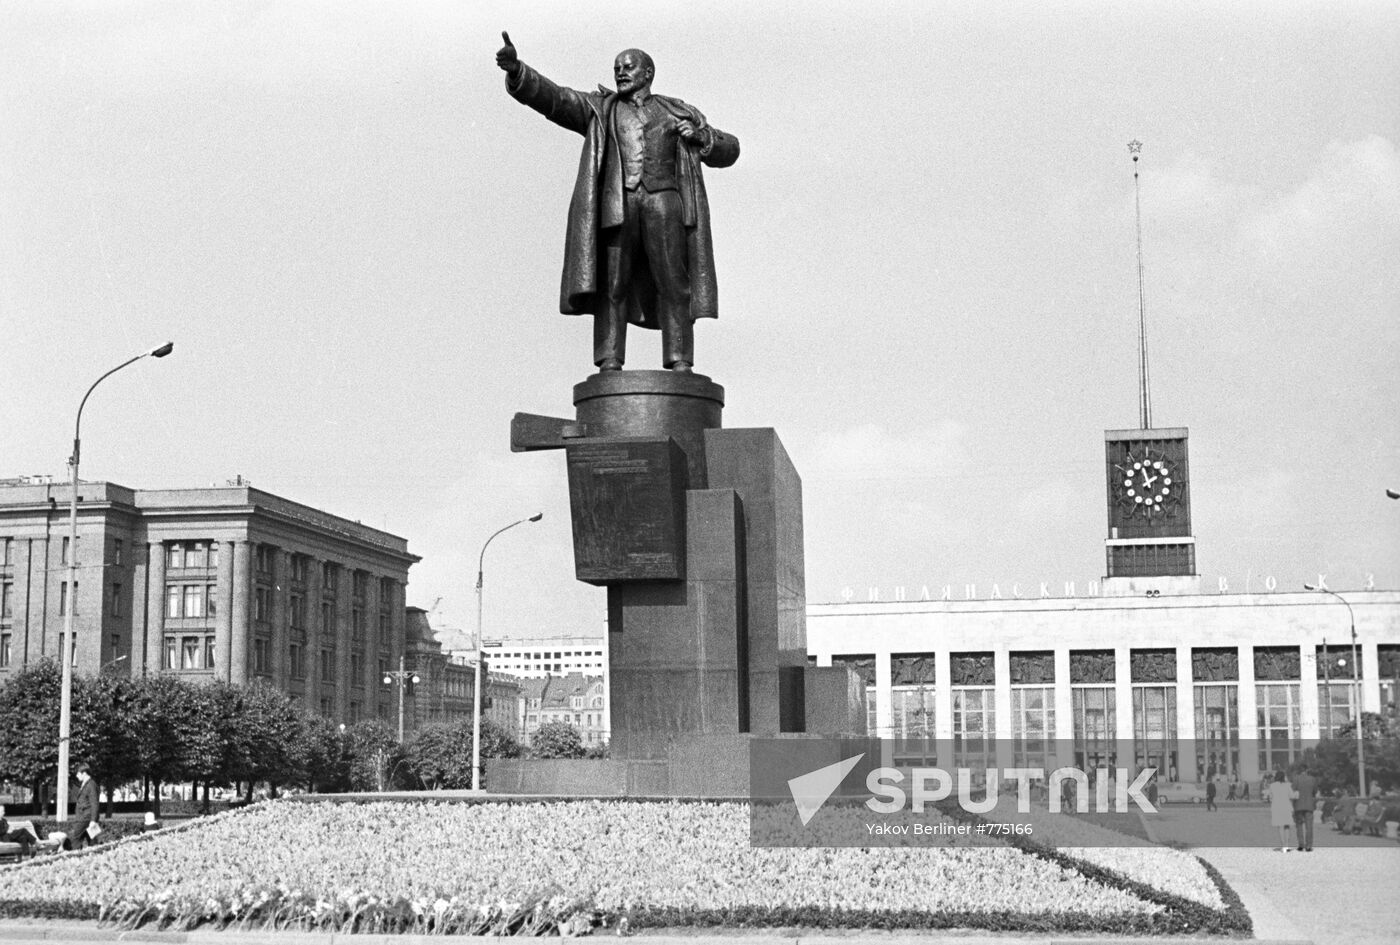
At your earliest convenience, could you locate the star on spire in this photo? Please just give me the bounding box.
[1128,140,1143,162]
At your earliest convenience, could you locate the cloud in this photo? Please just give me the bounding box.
[1240,135,1400,268]
[804,421,970,484]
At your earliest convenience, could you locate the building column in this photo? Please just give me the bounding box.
[27,537,50,660]
[335,565,351,721]
[933,646,953,744]
[229,541,251,685]
[1299,643,1320,740]
[1175,646,1195,765]
[1114,648,1134,742]
[1053,648,1074,770]
[144,541,166,674]
[1360,640,1381,713]
[1237,644,1259,783]
[213,541,234,680]
[271,549,289,688]
[367,575,386,720]
[993,648,1013,767]
[306,557,323,713]
[873,650,892,739]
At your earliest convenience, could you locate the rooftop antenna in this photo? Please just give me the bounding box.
[1129,140,1152,429]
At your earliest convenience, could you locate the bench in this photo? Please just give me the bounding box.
[0,822,66,863]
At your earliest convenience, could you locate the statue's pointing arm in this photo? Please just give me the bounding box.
[497,33,593,136]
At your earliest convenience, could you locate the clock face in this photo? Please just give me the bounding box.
[1112,447,1183,520]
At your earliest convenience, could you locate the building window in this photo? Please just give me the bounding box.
[1071,686,1116,769]
[350,702,362,723]
[1193,684,1239,782]
[61,536,73,565]
[351,651,364,685]
[110,582,122,617]
[207,585,218,617]
[181,636,203,669]
[255,544,272,574]
[320,698,332,716]
[290,594,305,629]
[113,538,124,565]
[1132,685,1178,780]
[209,544,219,568]
[0,633,10,667]
[254,586,271,622]
[164,637,178,670]
[891,686,935,740]
[1257,683,1301,775]
[321,601,333,632]
[1,581,12,618]
[59,580,77,615]
[353,571,368,600]
[254,637,271,674]
[166,585,181,618]
[378,613,389,638]
[2,538,11,566]
[321,648,335,682]
[289,643,305,679]
[379,577,393,607]
[167,543,180,570]
[290,554,308,583]
[351,608,364,640]
[952,687,995,769]
[183,584,205,618]
[1318,682,1357,739]
[109,633,121,661]
[1012,686,1054,768]
[379,658,390,689]
[184,543,204,569]
[322,562,337,594]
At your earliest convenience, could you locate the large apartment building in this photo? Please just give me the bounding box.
[0,479,419,727]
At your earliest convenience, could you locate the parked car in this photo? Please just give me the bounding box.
[1155,781,1208,804]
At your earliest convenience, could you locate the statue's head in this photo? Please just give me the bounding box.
[614,48,654,95]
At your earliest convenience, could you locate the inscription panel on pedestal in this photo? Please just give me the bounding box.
[566,437,687,584]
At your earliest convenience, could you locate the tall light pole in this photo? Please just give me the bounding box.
[1304,584,1365,796]
[57,341,174,821]
[383,655,420,743]
[472,512,542,792]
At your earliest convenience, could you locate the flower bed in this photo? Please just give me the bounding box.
[0,798,1248,935]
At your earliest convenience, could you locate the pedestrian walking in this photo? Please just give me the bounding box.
[1206,778,1218,811]
[1226,778,1238,801]
[1268,770,1295,850]
[1292,764,1319,852]
[69,763,100,851]
[1241,780,1251,802]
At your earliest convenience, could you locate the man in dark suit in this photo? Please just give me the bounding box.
[1291,765,1319,851]
[70,763,100,850]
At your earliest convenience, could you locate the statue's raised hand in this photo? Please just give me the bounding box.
[496,31,520,75]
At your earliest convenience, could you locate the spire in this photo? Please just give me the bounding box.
[1129,140,1152,429]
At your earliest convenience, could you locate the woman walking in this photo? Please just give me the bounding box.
[1268,770,1295,851]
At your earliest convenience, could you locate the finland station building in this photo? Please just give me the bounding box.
[807,427,1400,788]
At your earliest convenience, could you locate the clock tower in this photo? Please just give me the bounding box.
[1104,428,1196,582]
[1103,142,1200,594]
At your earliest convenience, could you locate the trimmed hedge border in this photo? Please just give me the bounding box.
[0,797,1254,937]
[932,799,1252,937]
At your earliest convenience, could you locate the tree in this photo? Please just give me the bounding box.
[1304,711,1400,795]
[85,673,146,815]
[0,659,104,812]
[297,712,349,793]
[237,681,306,797]
[132,674,219,816]
[530,721,585,759]
[344,719,402,792]
[405,718,521,790]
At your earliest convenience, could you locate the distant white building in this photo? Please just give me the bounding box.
[436,632,607,679]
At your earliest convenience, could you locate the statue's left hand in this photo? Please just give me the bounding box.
[676,119,702,141]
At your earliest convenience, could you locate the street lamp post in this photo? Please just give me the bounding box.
[1304,584,1365,796]
[57,341,174,821]
[383,655,420,743]
[472,512,542,793]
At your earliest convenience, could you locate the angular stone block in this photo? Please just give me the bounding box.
[608,489,747,760]
[804,665,868,736]
[704,428,807,735]
[566,437,687,584]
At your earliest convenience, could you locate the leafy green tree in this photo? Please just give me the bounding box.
[85,673,146,815]
[0,659,104,811]
[530,721,585,759]
[344,719,402,791]
[405,718,521,789]
[132,674,219,816]
[297,712,350,793]
[237,681,307,797]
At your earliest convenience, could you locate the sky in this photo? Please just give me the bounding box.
[2,1,1397,641]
